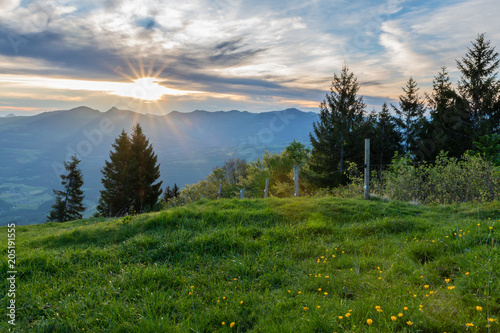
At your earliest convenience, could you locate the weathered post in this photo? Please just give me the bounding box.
[240,189,244,199]
[264,178,269,198]
[364,138,370,200]
[294,165,299,197]
[218,180,222,200]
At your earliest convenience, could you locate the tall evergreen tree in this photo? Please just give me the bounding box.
[392,77,427,158]
[97,130,132,217]
[427,67,471,158]
[163,185,172,202]
[47,155,85,222]
[370,103,402,167]
[171,183,180,198]
[456,33,500,136]
[309,65,367,187]
[128,124,163,212]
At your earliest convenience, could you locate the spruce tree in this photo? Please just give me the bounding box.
[172,183,180,198]
[370,103,402,167]
[428,67,471,158]
[309,65,367,187]
[97,130,131,217]
[163,185,172,202]
[456,33,500,136]
[128,124,162,212]
[392,77,427,158]
[47,155,85,222]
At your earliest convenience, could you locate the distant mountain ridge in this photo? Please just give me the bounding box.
[0,106,318,225]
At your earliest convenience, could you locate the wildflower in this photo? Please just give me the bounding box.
[367,319,373,325]
[404,307,408,311]
[407,321,413,325]
[488,318,497,322]
[391,316,397,321]
[230,322,235,328]
[398,313,403,317]
[318,288,322,291]
[345,313,351,317]
[298,291,301,294]
[447,286,455,290]
[240,301,243,304]
[303,307,308,311]
[222,322,225,326]
[190,286,194,288]
[476,306,482,311]
[465,323,474,327]
[445,278,451,283]
[424,285,429,289]
[324,292,328,296]
[338,316,343,319]
[317,306,320,309]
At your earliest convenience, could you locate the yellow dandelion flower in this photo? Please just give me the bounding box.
[447,286,455,290]
[488,318,497,322]
[476,306,482,311]
[345,313,351,317]
[398,313,403,317]
[298,291,301,294]
[338,316,343,319]
[230,322,235,328]
[367,319,373,325]
[424,285,429,289]
[317,306,321,309]
[240,301,243,304]
[430,291,434,294]
[303,307,308,311]
[318,288,322,291]
[404,307,408,311]
[324,292,328,295]
[465,323,474,327]
[391,316,397,321]
[222,322,225,325]
[407,321,413,325]
[445,278,451,283]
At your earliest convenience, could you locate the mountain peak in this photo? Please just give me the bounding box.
[4,113,16,118]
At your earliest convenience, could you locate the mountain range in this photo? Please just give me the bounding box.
[0,106,318,225]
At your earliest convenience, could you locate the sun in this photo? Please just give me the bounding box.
[111,77,197,101]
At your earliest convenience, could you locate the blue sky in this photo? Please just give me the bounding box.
[0,0,499,116]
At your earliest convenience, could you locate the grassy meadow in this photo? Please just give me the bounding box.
[1,197,499,332]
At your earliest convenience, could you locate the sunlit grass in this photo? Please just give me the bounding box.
[0,197,499,332]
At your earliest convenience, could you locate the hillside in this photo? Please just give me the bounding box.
[0,107,317,226]
[1,197,499,332]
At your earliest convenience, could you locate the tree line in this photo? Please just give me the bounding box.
[47,33,500,221]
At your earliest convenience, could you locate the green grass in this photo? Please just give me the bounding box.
[1,197,499,332]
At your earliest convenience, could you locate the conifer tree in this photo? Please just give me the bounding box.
[171,183,180,198]
[47,155,85,222]
[370,103,402,167]
[427,67,471,158]
[128,124,162,212]
[309,65,367,187]
[97,130,131,217]
[392,77,427,158]
[163,185,172,202]
[456,33,500,136]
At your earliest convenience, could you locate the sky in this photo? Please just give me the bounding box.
[0,0,499,116]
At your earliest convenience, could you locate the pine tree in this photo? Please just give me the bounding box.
[47,155,85,222]
[428,67,471,158]
[370,103,402,167]
[97,130,131,217]
[128,124,162,212]
[392,77,427,158]
[171,183,180,198]
[162,185,172,202]
[309,65,367,187]
[456,33,500,136]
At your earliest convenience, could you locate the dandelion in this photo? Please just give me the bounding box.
[345,313,351,317]
[404,307,408,311]
[303,307,308,311]
[222,322,225,326]
[488,318,497,322]
[230,322,235,328]
[398,313,403,317]
[338,316,343,319]
[424,285,429,289]
[324,292,328,296]
[465,323,474,327]
[391,316,397,321]
[476,306,483,311]
[318,288,322,291]
[447,286,455,290]
[367,319,373,325]
[298,291,302,294]
[240,301,243,304]
[407,321,413,325]
[445,278,451,283]
[317,306,321,309]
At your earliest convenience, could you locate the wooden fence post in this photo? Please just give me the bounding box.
[240,189,244,199]
[364,138,370,200]
[294,165,299,197]
[264,178,269,198]
[218,180,222,200]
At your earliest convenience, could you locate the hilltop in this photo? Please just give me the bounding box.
[0,197,499,332]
